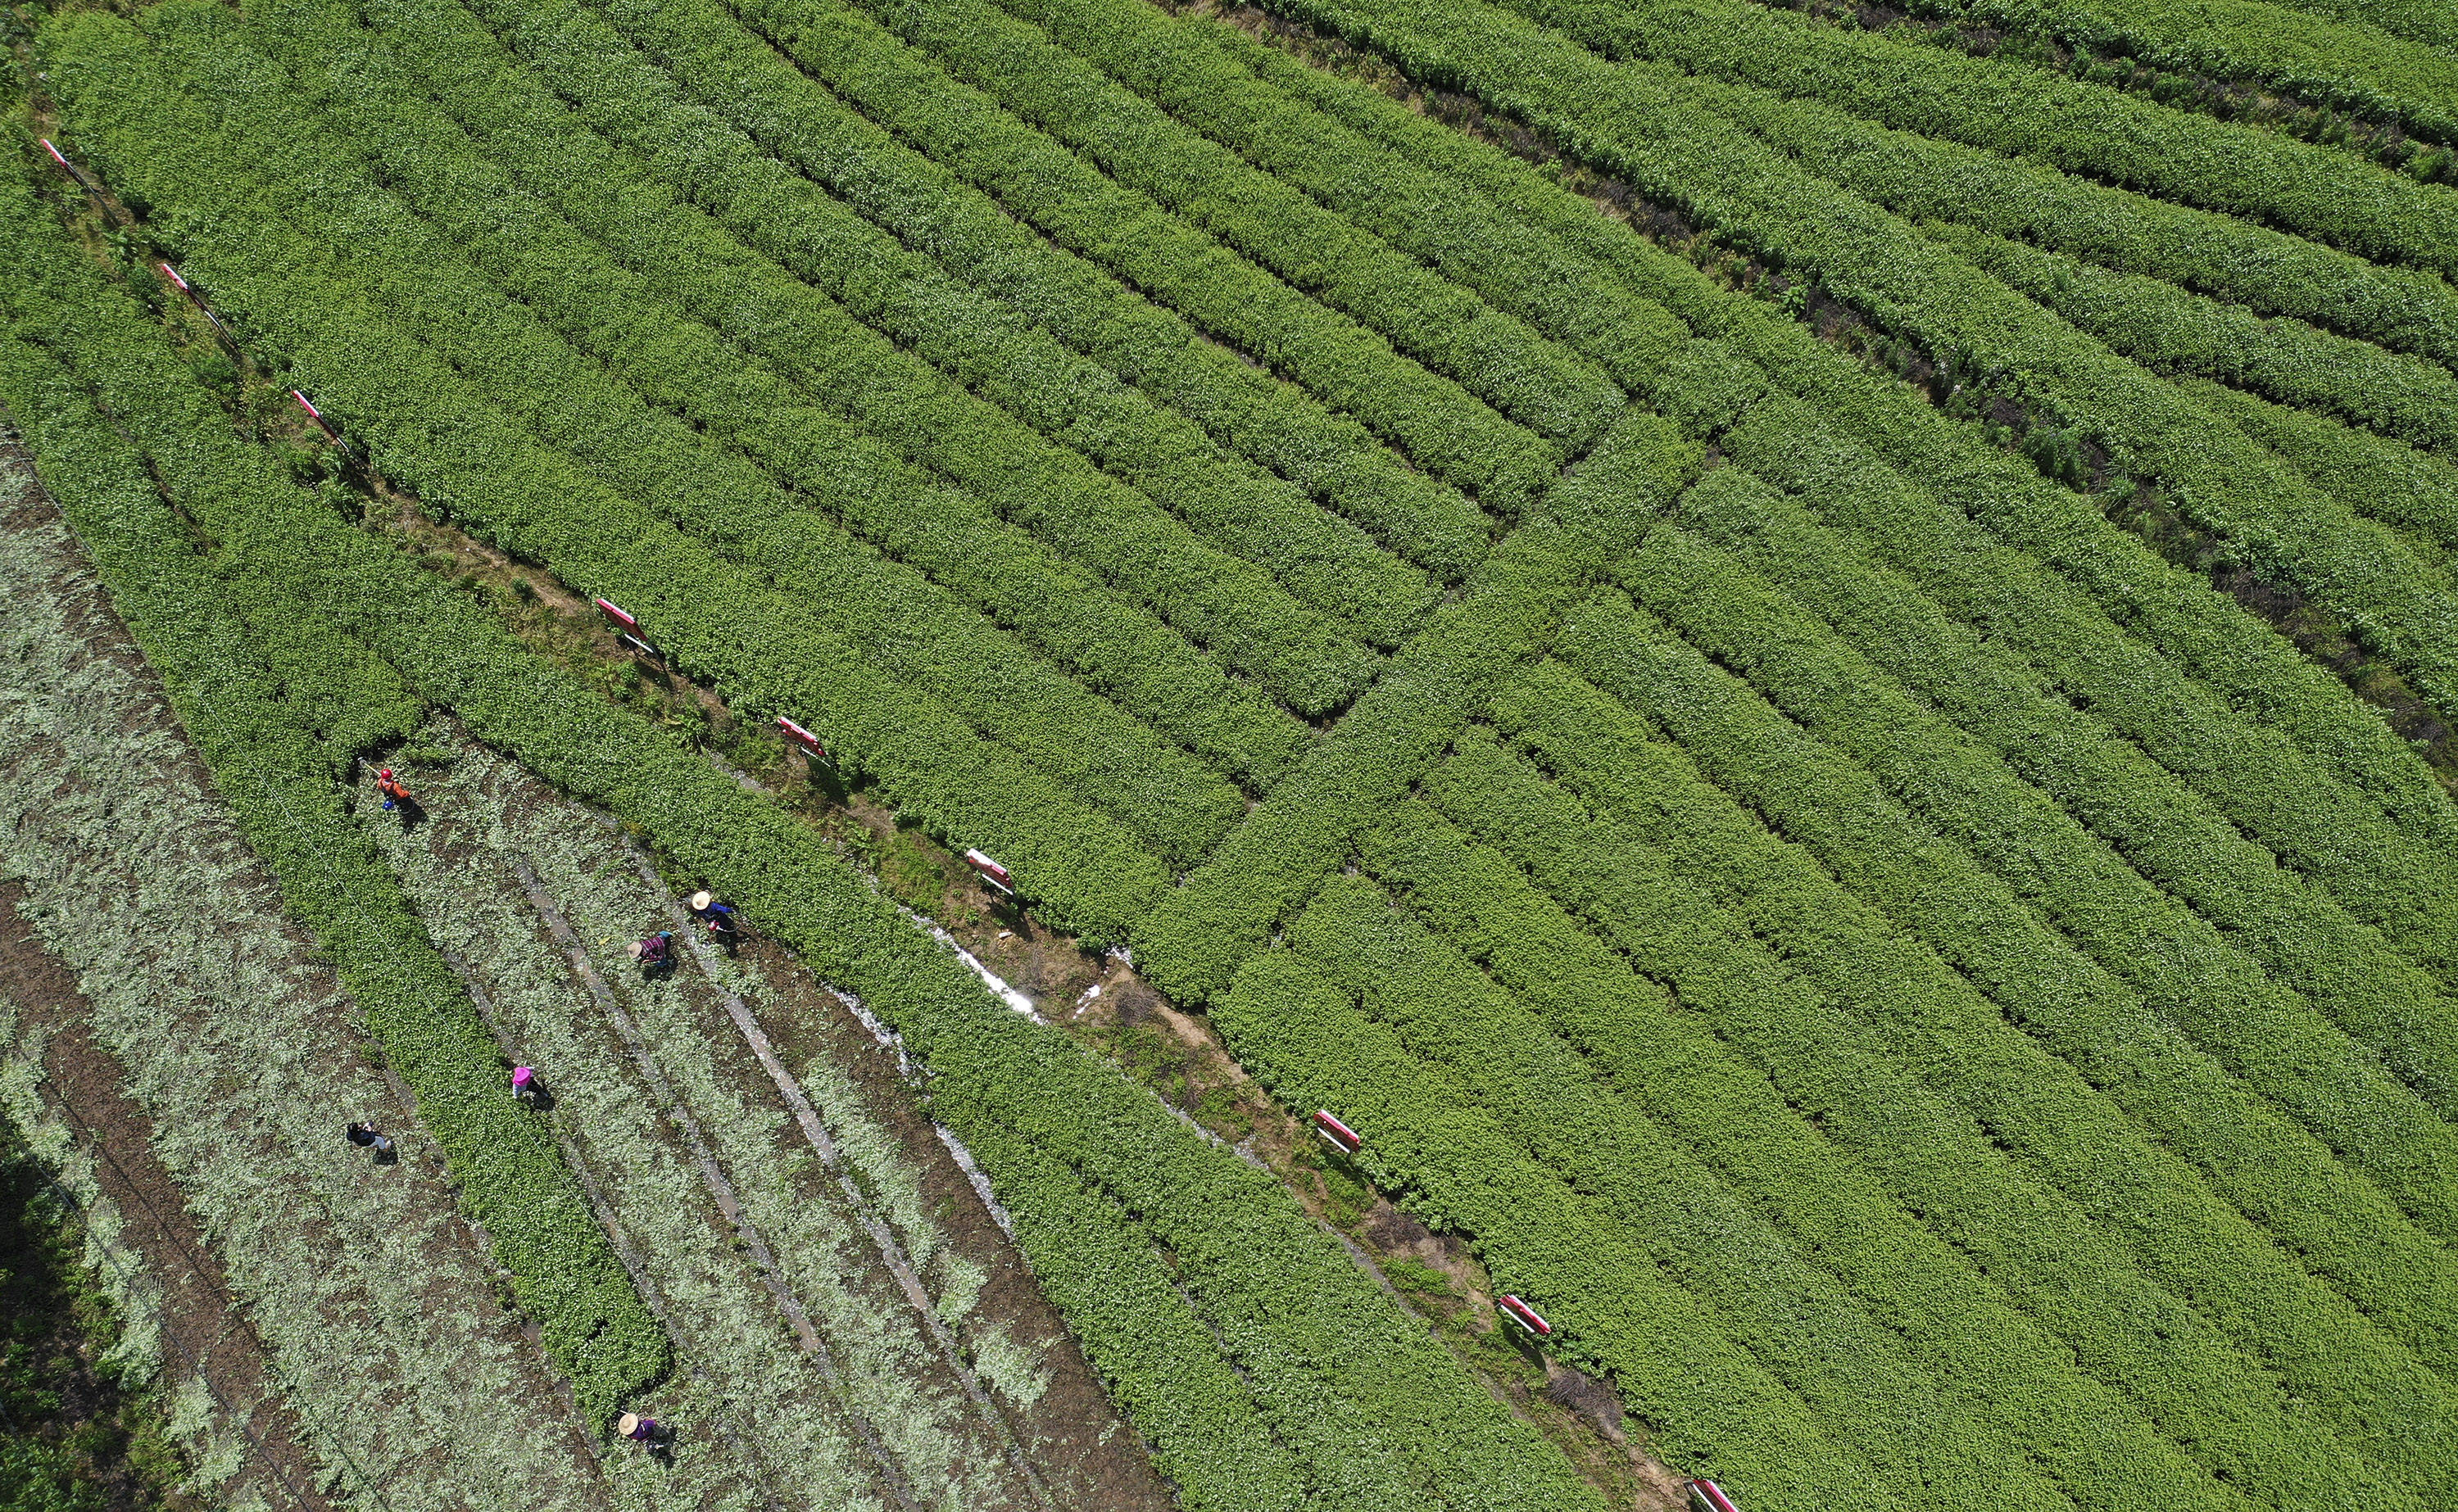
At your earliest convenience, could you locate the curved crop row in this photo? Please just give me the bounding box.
[1402,741,2433,1504]
[813,0,1626,457]
[43,10,1175,940]
[1492,639,2458,1486]
[134,0,1256,857]
[1274,874,2260,1512]
[542,0,1493,583]
[1495,0,2458,276]
[724,0,1561,518]
[1939,226,2458,458]
[1198,22,2458,867]
[1919,0,2458,138]
[0,173,670,1424]
[1256,0,2458,715]
[1132,413,1698,1002]
[1667,474,2458,1132]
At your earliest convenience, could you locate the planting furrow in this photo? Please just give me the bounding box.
[1669,473,2458,1125]
[549,0,1491,583]
[1406,748,2435,1504]
[1193,25,2458,870]
[1468,659,2458,1493]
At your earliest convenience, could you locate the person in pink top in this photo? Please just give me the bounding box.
[512,1066,539,1106]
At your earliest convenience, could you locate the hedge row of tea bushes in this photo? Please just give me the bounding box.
[1916,0,2458,141]
[5,120,1607,1512]
[40,10,1188,939]
[1192,14,2458,862]
[1246,0,2458,713]
[0,160,670,1427]
[1494,0,2458,274]
[1411,729,2447,1505]
[535,0,1495,584]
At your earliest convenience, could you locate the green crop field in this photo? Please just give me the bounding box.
[2,0,2455,1507]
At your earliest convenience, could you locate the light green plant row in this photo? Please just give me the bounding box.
[803,0,1624,460]
[1132,412,1699,1003]
[0,133,1605,1504]
[1935,224,2458,458]
[1916,0,2458,136]
[41,16,1177,942]
[329,0,1433,656]
[1269,874,2252,1512]
[1219,947,1916,1512]
[1418,722,2452,1502]
[1253,0,2458,715]
[1665,472,2458,1142]
[1262,0,2458,375]
[0,184,673,1426]
[370,734,1002,1511]
[542,0,1493,583]
[143,0,1254,853]
[1514,0,2458,274]
[2175,373,2458,556]
[0,542,692,1512]
[1354,804,2401,1512]
[1175,15,2458,876]
[1503,632,2458,1491]
[707,2,1562,521]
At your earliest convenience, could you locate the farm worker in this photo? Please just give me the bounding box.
[629,932,671,970]
[346,1123,396,1161]
[375,767,411,813]
[690,890,738,943]
[512,1066,537,1103]
[618,1412,662,1444]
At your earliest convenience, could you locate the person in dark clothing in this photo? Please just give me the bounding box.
[345,1123,396,1163]
[689,891,739,948]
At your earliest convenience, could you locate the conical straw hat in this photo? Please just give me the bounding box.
[628,940,645,960]
[690,890,712,911]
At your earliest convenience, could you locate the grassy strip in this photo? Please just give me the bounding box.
[40,13,1173,941]
[561,0,1490,584]
[1939,225,2458,456]
[1413,733,2439,1503]
[1491,642,2458,1492]
[1131,412,1698,1003]
[728,0,1557,517]
[1353,807,2354,1512]
[0,180,669,1427]
[1674,468,2458,1112]
[1253,0,2458,714]
[1194,21,2458,868]
[1494,0,2458,275]
[142,0,1253,854]
[1917,0,2458,138]
[374,0,1435,656]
